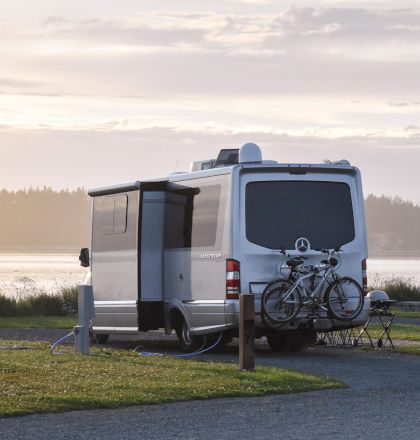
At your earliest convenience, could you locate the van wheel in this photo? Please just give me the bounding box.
[176,320,205,353]
[266,334,289,352]
[90,333,109,345]
[267,330,316,352]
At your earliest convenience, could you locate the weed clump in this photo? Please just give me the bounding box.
[0,286,78,317]
[369,277,420,301]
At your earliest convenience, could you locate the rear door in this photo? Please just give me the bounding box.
[235,168,367,297]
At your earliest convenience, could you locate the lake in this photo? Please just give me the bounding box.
[0,254,88,297]
[0,253,419,297]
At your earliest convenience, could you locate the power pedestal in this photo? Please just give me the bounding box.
[75,285,95,354]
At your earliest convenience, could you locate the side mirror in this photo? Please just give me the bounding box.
[79,248,90,268]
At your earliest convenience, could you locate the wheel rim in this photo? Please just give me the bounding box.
[328,279,362,319]
[263,282,299,322]
[181,322,192,345]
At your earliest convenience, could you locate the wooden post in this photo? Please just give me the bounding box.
[239,293,255,371]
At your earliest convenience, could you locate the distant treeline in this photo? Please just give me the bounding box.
[0,188,90,252]
[365,194,420,255]
[0,189,419,254]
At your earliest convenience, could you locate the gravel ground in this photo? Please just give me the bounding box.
[1,329,420,440]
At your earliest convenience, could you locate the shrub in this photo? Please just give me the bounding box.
[59,286,78,315]
[369,277,420,301]
[0,295,17,317]
[17,293,64,316]
[0,286,78,317]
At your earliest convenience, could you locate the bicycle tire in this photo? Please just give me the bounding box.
[325,277,364,321]
[261,280,301,324]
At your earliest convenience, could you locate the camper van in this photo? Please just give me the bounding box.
[82,143,370,351]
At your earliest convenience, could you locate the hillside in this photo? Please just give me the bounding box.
[0,189,419,255]
[365,194,420,256]
[0,188,90,252]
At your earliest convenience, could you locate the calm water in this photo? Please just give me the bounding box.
[0,253,419,297]
[0,254,87,296]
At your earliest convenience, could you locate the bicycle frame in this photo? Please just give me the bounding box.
[281,261,338,308]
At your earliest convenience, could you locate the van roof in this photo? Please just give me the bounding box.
[88,161,358,197]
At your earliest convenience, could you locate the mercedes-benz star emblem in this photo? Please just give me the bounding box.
[295,237,310,253]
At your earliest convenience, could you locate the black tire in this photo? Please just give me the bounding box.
[267,330,316,352]
[266,333,289,352]
[91,333,109,345]
[176,319,205,353]
[261,280,300,325]
[325,277,364,321]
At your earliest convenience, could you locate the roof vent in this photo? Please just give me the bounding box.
[239,143,262,163]
[215,149,239,167]
[324,159,351,166]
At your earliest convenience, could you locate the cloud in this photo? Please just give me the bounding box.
[1,6,419,100]
[1,3,420,203]
[0,78,44,88]
[388,101,420,107]
[2,126,420,202]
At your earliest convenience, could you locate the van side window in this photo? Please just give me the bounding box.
[101,196,115,235]
[100,194,128,235]
[191,185,221,247]
[165,184,221,249]
[114,194,128,234]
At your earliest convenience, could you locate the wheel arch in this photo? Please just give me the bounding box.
[164,304,190,334]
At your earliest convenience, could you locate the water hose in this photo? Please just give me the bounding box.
[50,329,75,355]
[134,332,224,358]
[175,333,223,358]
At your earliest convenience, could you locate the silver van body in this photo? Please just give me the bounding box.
[87,148,369,341]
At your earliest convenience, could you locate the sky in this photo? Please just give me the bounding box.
[1,0,420,201]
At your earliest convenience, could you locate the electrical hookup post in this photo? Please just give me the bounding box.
[75,285,95,355]
[239,293,255,371]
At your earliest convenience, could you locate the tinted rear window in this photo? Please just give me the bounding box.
[246,181,355,250]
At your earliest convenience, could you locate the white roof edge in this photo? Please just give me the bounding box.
[88,162,357,195]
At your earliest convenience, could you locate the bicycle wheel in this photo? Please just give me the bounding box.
[261,280,301,324]
[325,277,364,321]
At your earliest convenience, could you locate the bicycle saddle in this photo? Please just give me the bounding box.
[286,258,304,268]
[330,258,339,267]
[321,258,339,266]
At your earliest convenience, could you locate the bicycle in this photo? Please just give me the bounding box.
[261,248,364,326]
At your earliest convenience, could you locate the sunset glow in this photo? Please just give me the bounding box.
[1,0,420,200]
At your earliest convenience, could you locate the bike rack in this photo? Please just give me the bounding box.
[316,301,395,349]
[353,301,395,349]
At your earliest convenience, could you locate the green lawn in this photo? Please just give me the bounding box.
[394,346,420,356]
[0,316,76,329]
[393,309,420,319]
[0,340,343,418]
[368,323,420,342]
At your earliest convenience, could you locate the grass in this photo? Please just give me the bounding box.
[393,309,420,318]
[0,286,77,317]
[0,340,343,418]
[367,323,420,342]
[394,346,420,356]
[0,316,76,329]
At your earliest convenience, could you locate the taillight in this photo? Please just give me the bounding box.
[226,259,240,299]
[362,259,368,294]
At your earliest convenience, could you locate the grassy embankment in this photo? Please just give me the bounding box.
[0,285,78,328]
[0,316,76,329]
[0,340,343,418]
[366,323,420,342]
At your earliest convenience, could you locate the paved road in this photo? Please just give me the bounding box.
[1,341,420,440]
